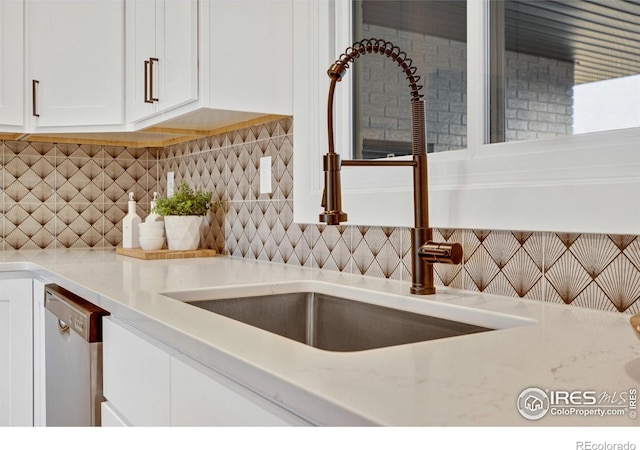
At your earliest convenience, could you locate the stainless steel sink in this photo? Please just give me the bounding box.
[184,292,493,352]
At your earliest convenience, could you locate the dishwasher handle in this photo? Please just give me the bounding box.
[57,319,70,334]
[44,284,110,343]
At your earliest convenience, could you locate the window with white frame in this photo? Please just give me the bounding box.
[489,0,640,142]
[292,0,640,233]
[351,0,640,155]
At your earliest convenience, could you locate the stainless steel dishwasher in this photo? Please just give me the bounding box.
[44,284,109,426]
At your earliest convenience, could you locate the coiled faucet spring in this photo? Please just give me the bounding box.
[328,38,424,102]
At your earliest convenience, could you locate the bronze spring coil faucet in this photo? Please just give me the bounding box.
[320,38,463,295]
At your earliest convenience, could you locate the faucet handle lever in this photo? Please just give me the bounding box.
[418,241,463,265]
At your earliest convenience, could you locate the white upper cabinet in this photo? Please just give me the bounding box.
[0,0,24,129]
[203,0,292,116]
[3,0,292,135]
[126,0,198,123]
[125,0,292,131]
[27,0,124,129]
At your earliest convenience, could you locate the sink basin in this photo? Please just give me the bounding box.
[178,291,494,352]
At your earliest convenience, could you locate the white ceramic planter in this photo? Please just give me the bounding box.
[163,216,203,251]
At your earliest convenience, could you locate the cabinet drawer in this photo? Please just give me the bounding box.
[103,317,176,426]
[170,354,310,426]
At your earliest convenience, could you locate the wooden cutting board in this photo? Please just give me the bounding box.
[116,247,217,260]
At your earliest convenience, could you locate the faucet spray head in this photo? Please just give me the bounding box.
[327,63,347,81]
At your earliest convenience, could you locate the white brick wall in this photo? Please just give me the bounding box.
[504,51,574,141]
[359,24,574,154]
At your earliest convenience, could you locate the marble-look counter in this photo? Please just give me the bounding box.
[3,248,639,426]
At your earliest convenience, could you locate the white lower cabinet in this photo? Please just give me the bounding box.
[32,278,48,427]
[0,274,33,426]
[102,317,174,426]
[100,401,131,427]
[171,354,310,426]
[102,316,311,426]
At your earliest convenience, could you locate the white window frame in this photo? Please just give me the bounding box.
[293,0,640,234]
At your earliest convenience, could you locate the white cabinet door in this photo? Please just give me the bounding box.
[102,317,175,426]
[125,0,157,122]
[171,354,311,426]
[206,0,292,115]
[0,0,24,128]
[100,401,130,427]
[28,0,124,128]
[0,276,33,426]
[156,0,198,112]
[126,0,198,122]
[32,278,47,427]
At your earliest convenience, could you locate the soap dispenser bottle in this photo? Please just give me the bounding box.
[145,192,163,223]
[122,192,142,248]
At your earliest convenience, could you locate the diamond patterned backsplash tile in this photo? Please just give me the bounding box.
[1,141,156,250]
[2,117,639,314]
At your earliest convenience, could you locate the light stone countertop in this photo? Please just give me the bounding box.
[2,248,639,426]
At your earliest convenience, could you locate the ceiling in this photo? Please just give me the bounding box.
[361,0,640,84]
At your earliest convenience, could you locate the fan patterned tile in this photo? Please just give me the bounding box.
[624,236,640,271]
[462,229,484,263]
[433,228,464,289]
[545,250,592,304]
[399,227,412,282]
[568,234,619,279]
[484,272,519,298]
[316,224,350,272]
[501,248,542,298]
[464,242,500,292]
[279,222,310,266]
[2,203,56,250]
[482,230,520,269]
[4,144,56,204]
[594,255,640,312]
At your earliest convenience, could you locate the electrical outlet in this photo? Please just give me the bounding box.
[167,171,175,197]
[259,156,272,194]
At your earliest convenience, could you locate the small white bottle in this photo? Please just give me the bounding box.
[122,192,142,248]
[145,192,163,223]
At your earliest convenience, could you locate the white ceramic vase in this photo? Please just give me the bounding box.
[163,216,203,251]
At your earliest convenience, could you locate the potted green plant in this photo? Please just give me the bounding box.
[152,182,222,251]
